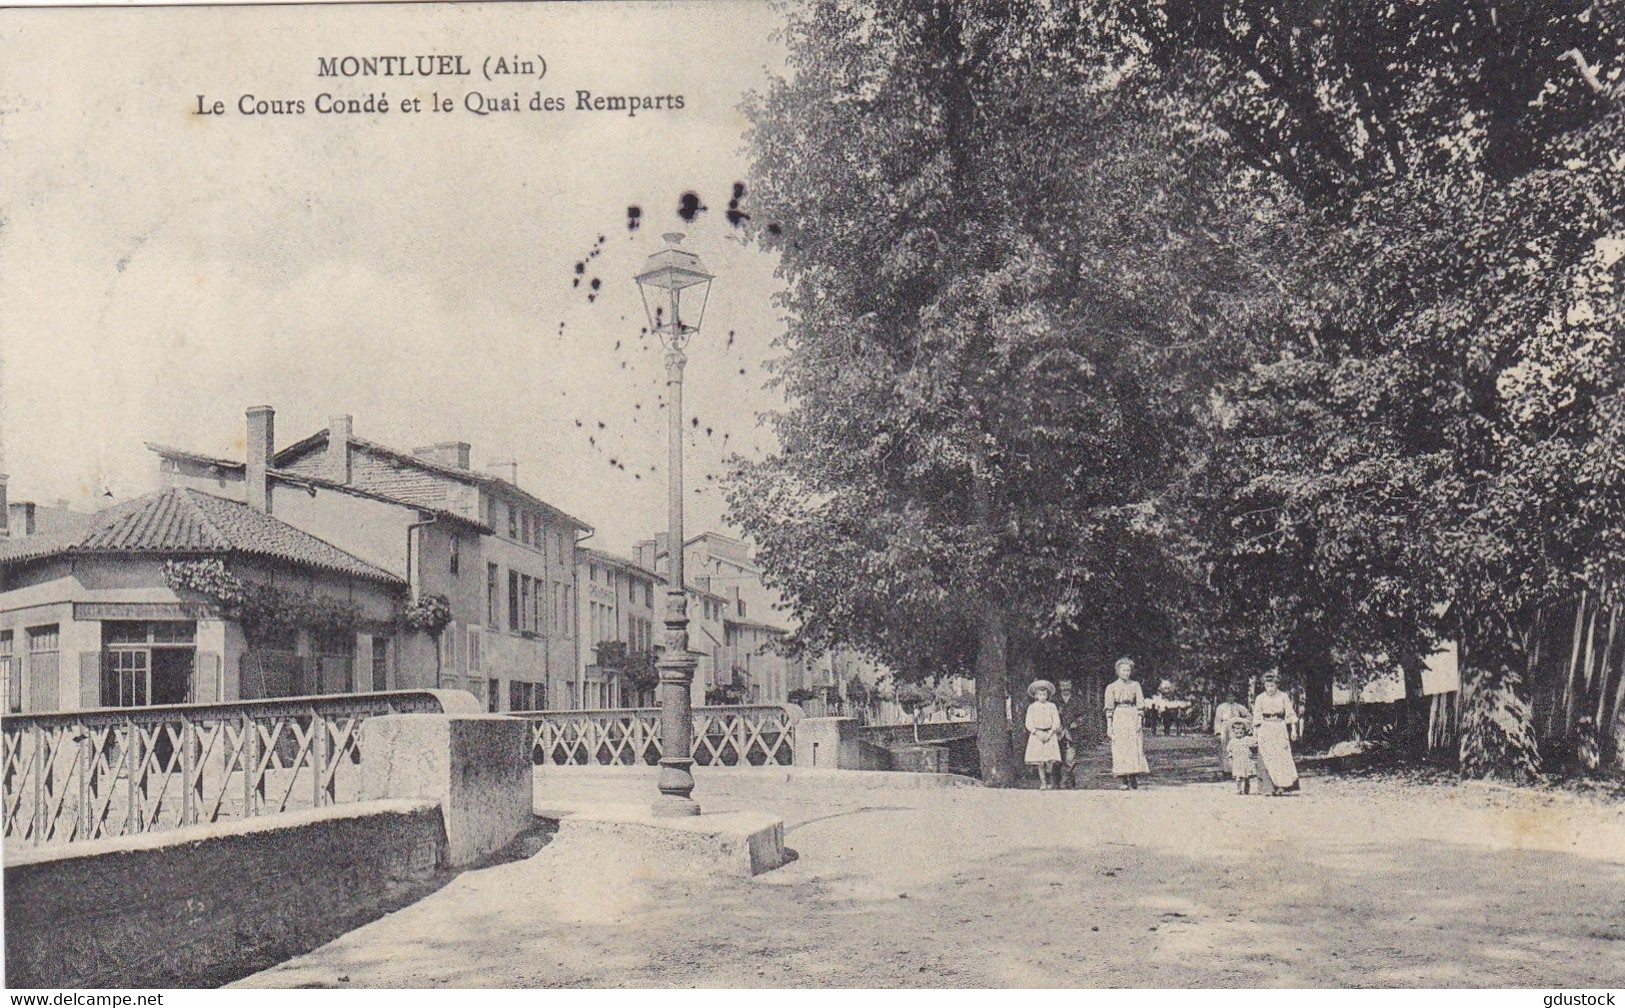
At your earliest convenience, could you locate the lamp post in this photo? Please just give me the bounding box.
[634,231,713,817]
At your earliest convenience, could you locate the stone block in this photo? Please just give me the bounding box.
[793,716,864,769]
[542,803,787,877]
[360,713,532,867]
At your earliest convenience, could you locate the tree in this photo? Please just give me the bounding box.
[1130,0,1625,775]
[732,0,1299,783]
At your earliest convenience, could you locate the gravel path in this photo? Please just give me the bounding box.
[238,746,1625,988]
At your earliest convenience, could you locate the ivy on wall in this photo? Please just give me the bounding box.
[398,593,452,637]
[162,558,362,642]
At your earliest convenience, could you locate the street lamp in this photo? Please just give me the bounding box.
[635,231,714,817]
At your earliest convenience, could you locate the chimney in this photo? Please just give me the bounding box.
[9,502,36,537]
[0,473,7,538]
[635,539,658,571]
[486,458,518,484]
[246,405,274,513]
[326,414,352,484]
[412,442,470,469]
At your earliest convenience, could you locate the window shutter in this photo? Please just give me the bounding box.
[79,652,101,709]
[194,651,221,703]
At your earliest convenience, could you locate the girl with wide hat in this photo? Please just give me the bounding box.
[1024,679,1062,790]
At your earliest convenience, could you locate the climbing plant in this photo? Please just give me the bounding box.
[162,558,362,642]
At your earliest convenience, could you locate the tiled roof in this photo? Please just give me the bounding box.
[0,487,401,584]
[275,430,593,532]
[145,442,487,532]
[580,547,662,581]
[724,616,790,635]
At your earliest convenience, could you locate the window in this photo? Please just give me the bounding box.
[487,563,499,627]
[520,575,534,633]
[739,599,748,619]
[557,530,568,565]
[563,585,574,638]
[508,503,519,539]
[468,627,482,672]
[1,631,16,714]
[449,536,460,576]
[28,625,60,653]
[105,648,149,708]
[488,679,500,713]
[590,563,599,585]
[371,636,390,691]
[520,680,539,710]
[531,581,543,636]
[520,511,531,546]
[508,571,520,631]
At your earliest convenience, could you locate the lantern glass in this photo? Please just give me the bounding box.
[635,232,714,344]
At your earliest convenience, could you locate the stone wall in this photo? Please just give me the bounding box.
[4,799,445,989]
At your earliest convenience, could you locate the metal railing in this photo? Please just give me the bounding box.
[518,704,803,767]
[2,691,457,848]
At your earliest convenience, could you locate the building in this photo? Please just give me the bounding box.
[1,476,92,542]
[575,547,660,708]
[0,485,405,714]
[636,531,809,704]
[150,406,589,711]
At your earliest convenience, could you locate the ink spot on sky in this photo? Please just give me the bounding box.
[627,206,642,230]
[590,278,601,291]
[726,182,750,227]
[677,192,706,222]
[574,262,585,275]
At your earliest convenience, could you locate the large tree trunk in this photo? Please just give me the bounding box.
[1398,653,1431,756]
[974,604,1018,785]
[1457,610,1542,781]
[1289,624,1335,748]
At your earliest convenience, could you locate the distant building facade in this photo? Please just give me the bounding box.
[636,531,810,705]
[575,547,660,708]
[151,407,588,710]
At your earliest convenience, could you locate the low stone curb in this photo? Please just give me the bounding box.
[532,764,983,789]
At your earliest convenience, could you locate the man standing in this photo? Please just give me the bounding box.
[1056,678,1091,789]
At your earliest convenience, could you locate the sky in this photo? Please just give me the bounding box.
[0,1,791,557]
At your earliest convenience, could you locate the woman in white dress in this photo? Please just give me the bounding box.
[1252,672,1299,795]
[1024,679,1062,790]
[1103,657,1149,789]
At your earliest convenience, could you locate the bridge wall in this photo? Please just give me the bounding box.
[4,798,445,988]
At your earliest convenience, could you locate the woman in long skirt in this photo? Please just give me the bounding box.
[1252,672,1299,795]
[1103,657,1149,789]
[1024,679,1062,789]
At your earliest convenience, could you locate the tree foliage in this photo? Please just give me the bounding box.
[733,0,1625,783]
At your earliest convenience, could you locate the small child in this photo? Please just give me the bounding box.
[1226,718,1258,794]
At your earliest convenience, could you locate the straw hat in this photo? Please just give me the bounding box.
[1027,679,1057,699]
[1262,671,1280,683]
[1230,716,1251,729]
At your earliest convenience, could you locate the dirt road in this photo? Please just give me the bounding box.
[239,746,1625,988]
